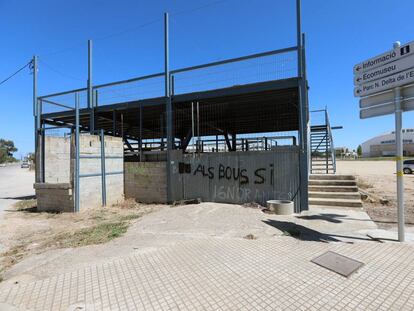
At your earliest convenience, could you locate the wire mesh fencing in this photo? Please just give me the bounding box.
[171,48,297,95]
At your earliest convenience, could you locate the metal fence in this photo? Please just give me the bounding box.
[38,47,297,112]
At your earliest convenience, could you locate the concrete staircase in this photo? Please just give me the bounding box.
[309,174,363,208]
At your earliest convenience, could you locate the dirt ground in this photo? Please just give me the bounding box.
[0,199,161,281]
[336,160,414,228]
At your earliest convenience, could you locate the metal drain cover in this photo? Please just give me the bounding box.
[311,251,364,277]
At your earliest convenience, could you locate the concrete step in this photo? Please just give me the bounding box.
[309,179,357,186]
[308,185,359,192]
[309,191,361,200]
[309,174,355,180]
[309,197,363,208]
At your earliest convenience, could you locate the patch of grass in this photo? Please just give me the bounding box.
[50,221,129,248]
[118,214,142,221]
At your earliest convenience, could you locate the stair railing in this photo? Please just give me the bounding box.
[325,109,336,174]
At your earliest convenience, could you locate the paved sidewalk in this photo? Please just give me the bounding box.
[1,237,414,311]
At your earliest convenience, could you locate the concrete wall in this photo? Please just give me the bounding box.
[36,134,124,212]
[124,162,167,203]
[170,147,301,211]
[76,135,124,209]
[34,183,73,212]
[44,136,71,183]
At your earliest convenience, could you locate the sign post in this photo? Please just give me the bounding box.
[354,41,414,242]
[394,41,404,241]
[395,84,404,241]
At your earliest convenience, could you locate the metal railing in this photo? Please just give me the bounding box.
[325,110,336,173]
[38,46,298,114]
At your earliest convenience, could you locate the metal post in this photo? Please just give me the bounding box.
[88,40,94,134]
[160,114,164,151]
[165,12,173,203]
[191,102,195,154]
[325,110,328,174]
[75,93,80,212]
[100,129,107,207]
[197,101,200,153]
[139,105,143,160]
[296,0,309,212]
[36,98,44,182]
[393,42,405,242]
[171,75,175,96]
[94,89,98,107]
[113,110,117,136]
[41,121,45,182]
[32,56,40,182]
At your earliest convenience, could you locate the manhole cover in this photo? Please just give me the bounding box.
[311,251,364,277]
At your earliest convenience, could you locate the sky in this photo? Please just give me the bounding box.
[1,0,414,158]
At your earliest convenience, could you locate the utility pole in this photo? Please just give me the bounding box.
[32,55,39,182]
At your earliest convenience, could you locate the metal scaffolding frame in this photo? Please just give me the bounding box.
[33,0,309,211]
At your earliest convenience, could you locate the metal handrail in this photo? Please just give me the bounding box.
[325,110,336,173]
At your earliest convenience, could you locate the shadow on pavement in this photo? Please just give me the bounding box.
[1,195,36,200]
[263,219,342,242]
[295,213,346,223]
[263,219,385,243]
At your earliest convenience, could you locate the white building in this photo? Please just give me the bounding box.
[361,129,414,157]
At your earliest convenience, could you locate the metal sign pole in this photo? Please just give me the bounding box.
[395,86,404,241]
[164,12,172,203]
[393,41,405,242]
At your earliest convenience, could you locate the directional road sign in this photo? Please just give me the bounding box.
[359,83,414,109]
[353,40,414,75]
[354,67,414,97]
[360,98,414,119]
[354,54,414,86]
[354,41,413,243]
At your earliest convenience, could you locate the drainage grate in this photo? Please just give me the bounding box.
[311,251,364,277]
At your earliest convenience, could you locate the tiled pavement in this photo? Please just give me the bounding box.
[1,238,414,311]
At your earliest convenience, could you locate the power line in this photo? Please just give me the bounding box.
[40,0,233,58]
[170,0,231,17]
[38,58,83,82]
[40,18,162,58]
[0,61,31,87]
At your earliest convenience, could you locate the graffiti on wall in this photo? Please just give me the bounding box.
[190,163,275,185]
[178,161,294,202]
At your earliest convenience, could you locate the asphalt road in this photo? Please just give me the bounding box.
[0,164,35,212]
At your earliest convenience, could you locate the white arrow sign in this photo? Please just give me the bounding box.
[360,98,414,119]
[354,54,414,86]
[354,67,414,97]
[359,83,414,108]
[353,40,414,74]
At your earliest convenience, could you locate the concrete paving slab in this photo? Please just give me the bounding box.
[1,238,414,310]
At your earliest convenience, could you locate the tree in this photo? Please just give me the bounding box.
[357,145,362,157]
[0,139,18,163]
